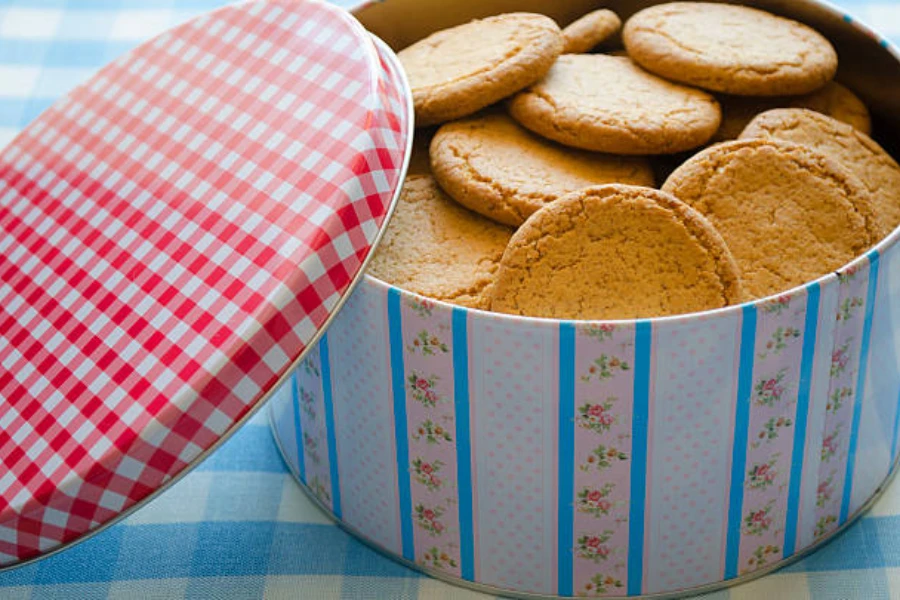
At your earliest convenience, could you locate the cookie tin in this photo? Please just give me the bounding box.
[0,0,413,569]
[268,0,900,597]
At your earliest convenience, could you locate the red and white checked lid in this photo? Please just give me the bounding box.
[0,0,412,566]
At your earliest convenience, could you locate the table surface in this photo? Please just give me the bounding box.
[1,0,900,598]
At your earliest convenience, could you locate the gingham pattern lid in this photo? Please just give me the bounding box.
[0,0,411,565]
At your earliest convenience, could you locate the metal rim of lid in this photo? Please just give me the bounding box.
[0,0,414,570]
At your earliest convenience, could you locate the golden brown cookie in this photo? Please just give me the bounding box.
[508,55,721,154]
[397,13,563,127]
[561,9,621,54]
[429,111,655,226]
[713,82,872,142]
[368,175,513,309]
[740,108,900,232]
[488,184,742,319]
[663,139,882,300]
[623,2,838,96]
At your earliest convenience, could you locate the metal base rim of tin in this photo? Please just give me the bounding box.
[269,403,900,600]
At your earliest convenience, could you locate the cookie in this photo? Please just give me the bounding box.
[397,13,563,127]
[740,108,900,231]
[663,139,882,300]
[368,175,513,309]
[561,9,621,54]
[430,111,655,226]
[508,55,721,154]
[488,184,742,319]
[623,2,838,96]
[713,82,872,142]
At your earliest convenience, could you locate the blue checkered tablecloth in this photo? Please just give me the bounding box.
[1,1,900,598]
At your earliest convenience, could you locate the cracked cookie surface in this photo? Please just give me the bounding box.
[397,13,562,127]
[623,2,838,96]
[714,81,872,142]
[488,184,742,319]
[368,175,513,310]
[508,55,721,155]
[741,108,900,231]
[561,8,621,54]
[430,111,654,226]
[663,139,882,300]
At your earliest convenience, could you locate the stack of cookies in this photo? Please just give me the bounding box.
[367,2,900,320]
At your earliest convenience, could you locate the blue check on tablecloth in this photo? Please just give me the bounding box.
[1,1,900,598]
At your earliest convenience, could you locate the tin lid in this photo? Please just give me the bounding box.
[0,0,412,567]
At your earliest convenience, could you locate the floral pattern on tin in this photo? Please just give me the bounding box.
[581,354,630,382]
[578,573,624,597]
[738,290,805,575]
[407,330,449,356]
[743,500,776,536]
[576,398,619,434]
[572,324,635,593]
[421,546,458,570]
[812,261,870,543]
[579,444,629,473]
[412,457,445,492]
[401,297,464,578]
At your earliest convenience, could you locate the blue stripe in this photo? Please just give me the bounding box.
[783,283,821,557]
[388,289,414,561]
[451,308,475,582]
[557,322,576,596]
[841,251,881,524]
[320,334,341,519]
[628,320,652,596]
[725,305,758,579]
[291,373,306,484]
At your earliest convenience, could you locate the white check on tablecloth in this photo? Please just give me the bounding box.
[1,0,900,598]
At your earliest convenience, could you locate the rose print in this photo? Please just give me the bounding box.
[581,354,630,382]
[743,500,775,536]
[300,387,316,421]
[837,297,865,322]
[415,503,447,537]
[408,296,436,318]
[751,416,793,449]
[420,546,458,570]
[821,425,841,462]
[754,368,789,407]
[581,323,616,342]
[302,357,320,378]
[815,514,837,539]
[747,454,779,490]
[579,444,629,472]
[837,265,859,285]
[762,294,792,315]
[576,483,616,518]
[830,341,853,378]
[817,474,835,508]
[308,475,331,504]
[303,432,321,465]
[580,574,624,596]
[576,531,614,563]
[412,457,445,492]
[408,330,449,356]
[408,372,442,407]
[412,419,453,445]
[745,544,780,572]
[576,399,618,434]
[827,387,852,414]
[757,326,801,359]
